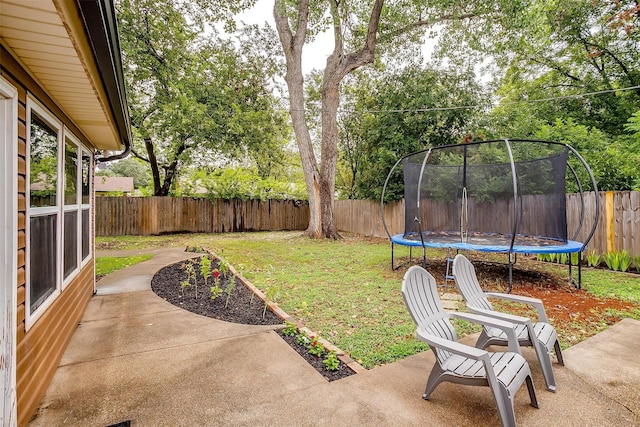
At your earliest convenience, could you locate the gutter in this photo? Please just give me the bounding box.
[75,0,132,162]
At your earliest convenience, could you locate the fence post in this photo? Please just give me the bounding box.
[605,191,615,253]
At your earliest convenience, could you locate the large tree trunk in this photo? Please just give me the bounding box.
[274,0,322,237]
[274,0,383,238]
[144,137,163,195]
[319,66,342,239]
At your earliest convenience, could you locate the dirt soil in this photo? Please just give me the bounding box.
[151,255,354,380]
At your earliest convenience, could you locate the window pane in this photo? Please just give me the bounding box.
[64,140,78,205]
[82,152,91,205]
[64,211,78,278]
[30,114,58,207]
[82,208,90,259]
[30,214,57,311]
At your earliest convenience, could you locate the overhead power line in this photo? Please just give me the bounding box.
[282,84,640,114]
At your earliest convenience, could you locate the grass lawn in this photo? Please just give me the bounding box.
[96,254,154,278]
[96,231,640,368]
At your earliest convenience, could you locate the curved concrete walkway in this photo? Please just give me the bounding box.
[29,248,640,426]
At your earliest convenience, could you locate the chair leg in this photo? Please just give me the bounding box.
[475,329,491,350]
[525,376,539,408]
[494,384,518,427]
[423,366,444,400]
[554,339,564,366]
[533,339,557,392]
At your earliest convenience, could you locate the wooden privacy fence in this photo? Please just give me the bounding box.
[95,197,309,236]
[336,191,640,257]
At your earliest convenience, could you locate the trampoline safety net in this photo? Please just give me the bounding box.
[402,140,569,248]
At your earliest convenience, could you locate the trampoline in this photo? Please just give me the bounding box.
[381,139,599,291]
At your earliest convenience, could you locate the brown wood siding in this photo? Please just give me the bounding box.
[16,263,94,427]
[3,54,98,427]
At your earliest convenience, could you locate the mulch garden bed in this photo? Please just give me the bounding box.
[151,253,355,381]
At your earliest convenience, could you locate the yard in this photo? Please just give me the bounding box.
[96,231,640,369]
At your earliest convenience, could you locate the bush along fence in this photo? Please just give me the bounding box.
[95,197,309,236]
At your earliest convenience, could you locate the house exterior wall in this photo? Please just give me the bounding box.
[2,48,96,427]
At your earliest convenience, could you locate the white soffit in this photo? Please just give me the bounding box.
[0,0,122,150]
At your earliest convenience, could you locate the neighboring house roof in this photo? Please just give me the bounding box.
[0,0,131,151]
[95,176,134,193]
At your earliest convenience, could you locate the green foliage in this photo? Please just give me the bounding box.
[604,251,633,272]
[307,336,325,358]
[587,251,602,268]
[296,330,310,347]
[210,284,222,301]
[179,166,307,201]
[535,119,640,192]
[95,254,154,277]
[338,66,487,202]
[117,0,288,196]
[282,321,297,337]
[323,351,340,371]
[200,255,212,286]
[182,260,198,298]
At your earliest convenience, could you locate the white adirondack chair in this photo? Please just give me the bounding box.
[402,265,538,427]
[452,254,564,392]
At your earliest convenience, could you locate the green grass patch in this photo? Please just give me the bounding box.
[581,269,640,302]
[96,254,154,277]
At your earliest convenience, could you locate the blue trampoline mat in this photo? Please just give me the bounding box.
[391,232,583,254]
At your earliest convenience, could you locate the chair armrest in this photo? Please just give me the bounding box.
[416,327,488,360]
[448,311,521,354]
[485,292,549,322]
[464,306,532,325]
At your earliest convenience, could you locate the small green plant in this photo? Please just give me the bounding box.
[536,254,546,262]
[323,350,340,371]
[619,251,632,272]
[634,255,640,273]
[200,256,212,287]
[180,279,191,295]
[282,321,297,337]
[296,330,310,346]
[210,268,221,300]
[307,336,324,357]
[604,251,632,272]
[570,252,580,266]
[218,257,230,277]
[182,261,198,297]
[224,276,235,308]
[604,252,619,271]
[586,251,601,267]
[558,253,568,265]
[210,284,222,300]
[263,286,277,319]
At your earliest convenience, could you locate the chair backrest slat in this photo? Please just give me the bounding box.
[452,254,493,312]
[402,266,457,363]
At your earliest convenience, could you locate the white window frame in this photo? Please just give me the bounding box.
[26,97,63,329]
[80,147,93,267]
[62,132,82,288]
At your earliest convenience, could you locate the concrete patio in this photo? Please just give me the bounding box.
[28,248,640,426]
